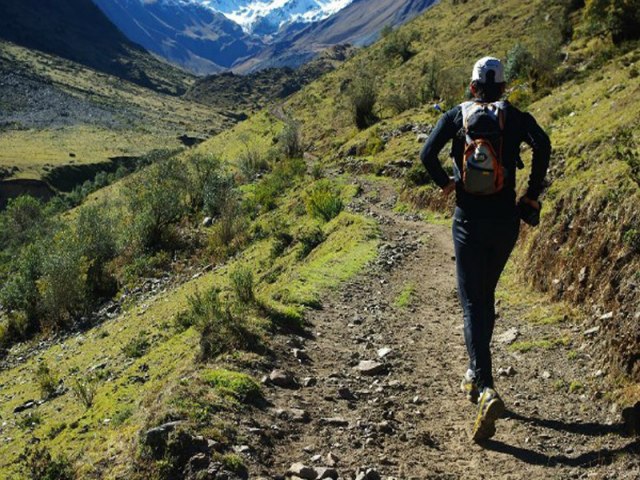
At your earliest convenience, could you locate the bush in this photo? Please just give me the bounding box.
[35,361,59,399]
[584,0,640,44]
[252,158,306,213]
[183,288,260,359]
[203,171,236,218]
[74,205,117,297]
[277,117,304,159]
[0,243,44,327]
[0,195,46,251]
[381,27,418,62]
[22,445,74,480]
[504,43,535,82]
[208,202,248,261]
[122,332,150,358]
[123,158,190,252]
[346,68,379,129]
[185,152,223,212]
[238,147,270,181]
[384,79,421,114]
[420,58,442,102]
[70,376,98,409]
[305,180,344,222]
[37,232,90,328]
[229,266,255,305]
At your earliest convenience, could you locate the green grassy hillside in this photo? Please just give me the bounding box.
[0,0,638,477]
[0,40,231,185]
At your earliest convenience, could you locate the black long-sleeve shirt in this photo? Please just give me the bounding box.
[420,101,551,220]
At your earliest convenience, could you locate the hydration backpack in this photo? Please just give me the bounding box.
[458,101,506,195]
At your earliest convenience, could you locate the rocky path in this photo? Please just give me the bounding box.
[250,179,639,480]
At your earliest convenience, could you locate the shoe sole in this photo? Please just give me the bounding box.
[472,396,505,442]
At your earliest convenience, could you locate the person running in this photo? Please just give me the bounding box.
[419,56,551,441]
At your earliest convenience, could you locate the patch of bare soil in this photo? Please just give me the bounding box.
[245,179,640,480]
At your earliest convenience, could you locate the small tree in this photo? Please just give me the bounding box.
[123,158,190,251]
[346,68,379,129]
[381,28,418,63]
[278,117,304,159]
[504,43,535,82]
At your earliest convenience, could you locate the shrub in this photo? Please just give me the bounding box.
[122,332,150,358]
[35,361,59,399]
[185,152,223,212]
[208,202,248,261]
[346,69,379,129]
[420,58,442,102]
[504,43,535,82]
[0,243,44,327]
[70,376,98,409]
[203,171,236,218]
[305,180,344,222]
[297,225,326,259]
[37,232,90,328]
[277,117,303,159]
[252,158,305,213]
[229,266,255,305]
[381,28,418,62]
[271,230,294,258]
[238,147,270,181]
[123,158,190,251]
[22,445,74,480]
[184,288,259,359]
[74,205,117,297]
[384,80,421,114]
[0,195,46,251]
[583,0,640,44]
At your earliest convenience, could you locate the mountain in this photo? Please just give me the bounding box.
[92,0,264,75]
[231,0,438,72]
[0,0,190,94]
[185,44,354,111]
[91,0,435,74]
[204,0,354,36]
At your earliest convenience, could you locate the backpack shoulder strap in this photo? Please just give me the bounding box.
[460,101,475,131]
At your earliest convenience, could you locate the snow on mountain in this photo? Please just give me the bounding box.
[201,0,354,35]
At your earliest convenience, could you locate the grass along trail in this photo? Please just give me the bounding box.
[251,177,640,480]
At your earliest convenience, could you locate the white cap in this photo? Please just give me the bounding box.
[471,56,505,84]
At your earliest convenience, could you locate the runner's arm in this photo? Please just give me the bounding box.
[420,109,458,189]
[522,113,551,201]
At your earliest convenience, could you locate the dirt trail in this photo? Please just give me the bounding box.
[250,179,639,480]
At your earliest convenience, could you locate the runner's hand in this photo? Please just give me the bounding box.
[442,180,455,196]
[521,196,541,211]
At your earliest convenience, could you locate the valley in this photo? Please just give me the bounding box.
[0,0,638,478]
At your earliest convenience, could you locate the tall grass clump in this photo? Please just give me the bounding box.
[181,288,260,359]
[230,266,255,305]
[305,180,344,222]
[34,361,59,399]
[346,66,379,129]
[278,116,304,159]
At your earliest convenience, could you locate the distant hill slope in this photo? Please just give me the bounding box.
[185,44,354,111]
[91,0,264,75]
[0,0,190,94]
[232,0,437,72]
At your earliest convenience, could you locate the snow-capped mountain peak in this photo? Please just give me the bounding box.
[201,0,354,34]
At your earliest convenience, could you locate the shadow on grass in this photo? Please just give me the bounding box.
[477,409,639,467]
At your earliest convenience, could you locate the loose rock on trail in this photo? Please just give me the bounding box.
[245,178,639,479]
